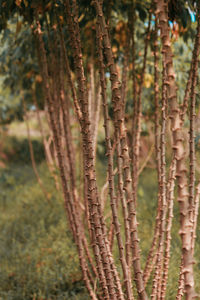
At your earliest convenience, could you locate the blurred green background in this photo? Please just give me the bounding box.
[0,131,199,299]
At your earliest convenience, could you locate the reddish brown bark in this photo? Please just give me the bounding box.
[143,21,161,286]
[151,56,167,300]
[34,19,97,299]
[92,1,147,299]
[155,1,198,298]
[189,5,200,242]
[97,23,133,299]
[65,1,122,298]
[132,11,151,207]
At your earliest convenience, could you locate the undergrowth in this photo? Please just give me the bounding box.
[0,135,199,299]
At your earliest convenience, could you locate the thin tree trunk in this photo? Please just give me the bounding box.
[93,1,147,298]
[155,1,198,298]
[143,19,161,286]
[34,18,98,300]
[32,89,61,192]
[97,23,133,299]
[65,2,122,298]
[132,10,151,207]
[23,96,50,203]
[151,58,167,300]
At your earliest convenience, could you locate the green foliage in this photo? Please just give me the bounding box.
[2,135,45,164]
[0,0,198,126]
[0,159,89,299]
[0,133,200,298]
[0,1,200,298]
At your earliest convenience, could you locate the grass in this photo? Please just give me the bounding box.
[0,134,200,299]
[0,136,88,299]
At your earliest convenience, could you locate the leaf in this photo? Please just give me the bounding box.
[26,70,34,78]
[45,1,52,11]
[16,21,22,35]
[144,73,153,88]
[23,0,28,7]
[2,28,11,40]
[179,8,190,28]
[136,4,147,22]
[35,75,42,83]
[15,0,22,7]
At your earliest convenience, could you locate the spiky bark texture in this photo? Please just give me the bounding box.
[19,1,200,299]
[155,1,199,298]
[92,1,147,298]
